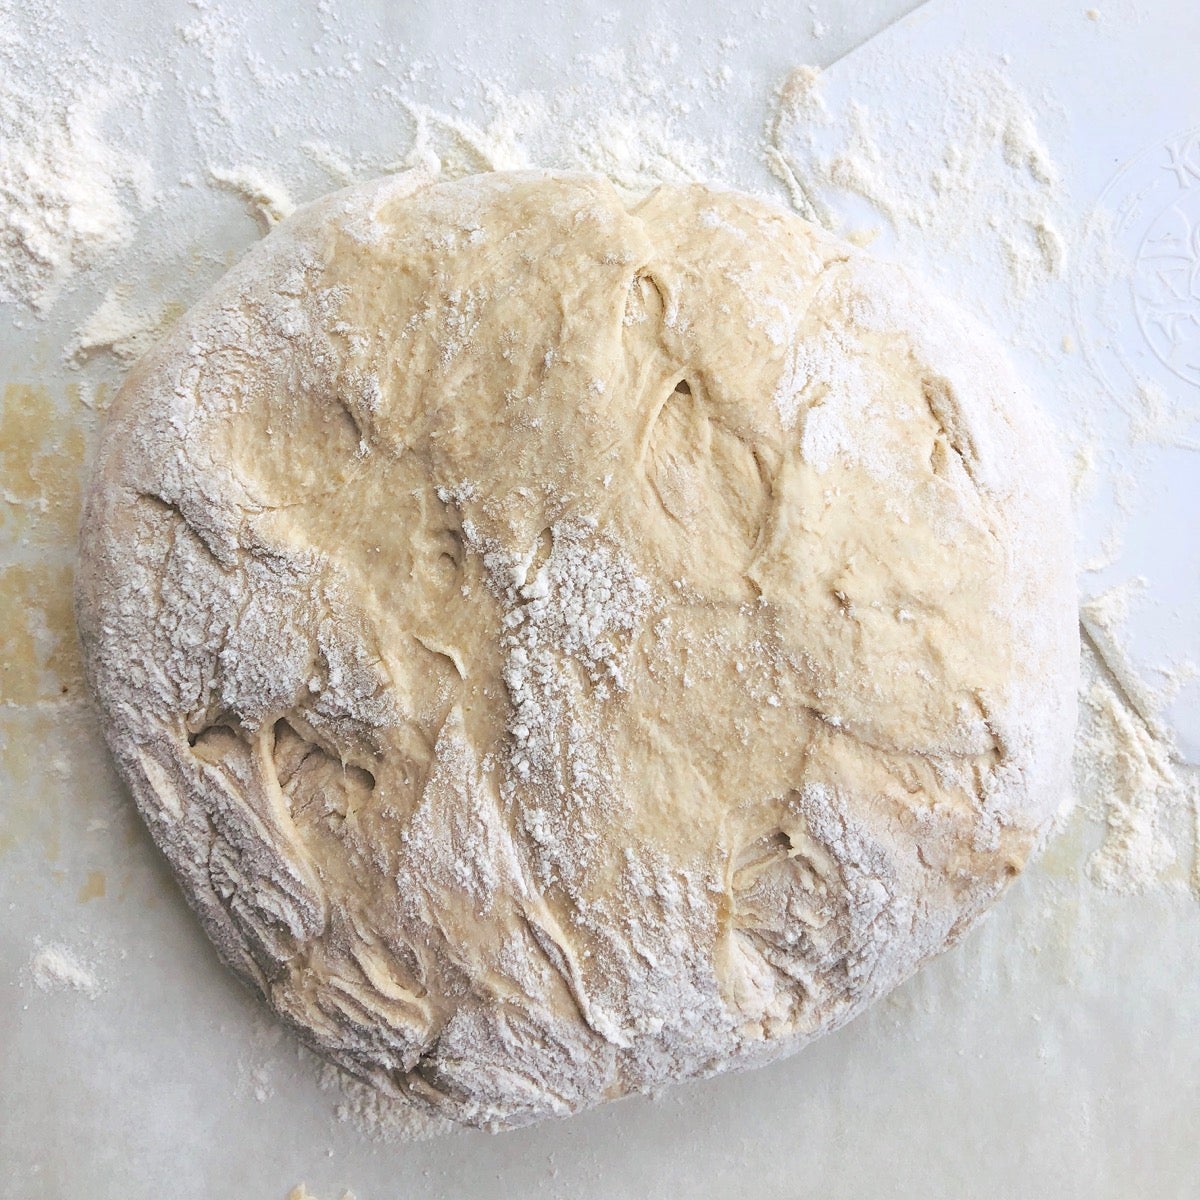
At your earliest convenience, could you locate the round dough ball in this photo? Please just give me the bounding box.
[76,170,1077,1130]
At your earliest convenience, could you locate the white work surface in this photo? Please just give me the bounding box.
[2,2,1198,1198]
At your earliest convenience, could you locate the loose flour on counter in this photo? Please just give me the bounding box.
[26,942,103,996]
[0,74,152,311]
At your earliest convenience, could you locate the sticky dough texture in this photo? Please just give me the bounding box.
[76,170,1077,1130]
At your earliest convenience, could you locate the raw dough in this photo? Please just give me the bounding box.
[76,169,1077,1130]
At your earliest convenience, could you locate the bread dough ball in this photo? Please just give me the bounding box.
[76,170,1077,1130]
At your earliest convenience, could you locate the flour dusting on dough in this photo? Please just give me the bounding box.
[76,171,1076,1131]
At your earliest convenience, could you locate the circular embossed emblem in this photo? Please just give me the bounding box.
[1074,127,1200,402]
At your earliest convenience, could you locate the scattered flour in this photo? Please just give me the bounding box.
[0,78,153,310]
[767,54,1070,301]
[72,286,171,364]
[209,165,296,229]
[1078,664,1183,892]
[764,67,828,224]
[317,1061,453,1143]
[27,942,103,996]
[236,1016,287,1104]
[1076,580,1200,896]
[1070,441,1098,501]
[389,70,728,195]
[1079,578,1169,743]
[1127,381,1200,451]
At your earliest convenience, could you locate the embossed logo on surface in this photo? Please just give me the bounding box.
[1074,127,1200,401]
[1132,131,1200,386]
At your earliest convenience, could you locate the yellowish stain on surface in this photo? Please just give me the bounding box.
[77,868,107,902]
[0,712,62,862]
[0,724,33,855]
[0,562,84,705]
[0,383,88,548]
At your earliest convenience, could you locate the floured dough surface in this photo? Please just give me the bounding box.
[76,170,1077,1130]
